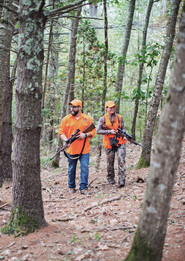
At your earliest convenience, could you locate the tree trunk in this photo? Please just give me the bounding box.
[136,0,181,168]
[96,0,108,170]
[53,7,82,167]
[89,2,98,29]
[89,2,98,17]
[0,56,15,185]
[116,0,136,113]
[42,19,54,108]
[131,0,154,140]
[82,38,85,111]
[126,3,185,260]
[0,0,17,186]
[4,0,47,235]
[145,66,153,127]
[0,0,17,144]
[0,0,4,18]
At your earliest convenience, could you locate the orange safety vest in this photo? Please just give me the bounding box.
[58,112,96,155]
[103,114,127,149]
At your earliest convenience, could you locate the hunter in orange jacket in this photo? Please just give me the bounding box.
[59,112,95,155]
[97,101,127,187]
[58,99,95,194]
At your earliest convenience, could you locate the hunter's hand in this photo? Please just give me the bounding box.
[77,133,86,140]
[110,129,116,135]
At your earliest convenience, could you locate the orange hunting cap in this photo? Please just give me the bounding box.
[105,101,117,108]
[69,99,82,107]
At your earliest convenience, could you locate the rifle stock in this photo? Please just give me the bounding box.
[83,123,95,133]
[102,125,111,131]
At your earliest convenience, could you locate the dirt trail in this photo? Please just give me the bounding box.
[0,142,185,261]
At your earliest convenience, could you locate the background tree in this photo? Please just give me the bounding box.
[95,0,108,169]
[131,0,154,140]
[116,0,136,113]
[53,6,82,168]
[126,2,185,259]
[136,0,181,168]
[0,0,18,186]
[0,0,17,144]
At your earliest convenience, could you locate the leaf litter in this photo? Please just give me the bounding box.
[0,140,185,261]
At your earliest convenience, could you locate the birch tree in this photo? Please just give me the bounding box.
[126,2,185,259]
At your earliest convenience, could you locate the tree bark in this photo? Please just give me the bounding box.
[11,0,46,230]
[101,0,108,115]
[96,0,108,170]
[137,0,181,168]
[0,0,17,186]
[131,0,154,140]
[42,19,54,109]
[0,56,15,185]
[53,7,82,167]
[116,0,136,113]
[126,3,185,260]
[89,2,98,17]
[0,0,16,144]
[0,0,4,18]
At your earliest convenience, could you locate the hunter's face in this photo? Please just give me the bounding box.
[70,106,81,116]
[106,106,116,115]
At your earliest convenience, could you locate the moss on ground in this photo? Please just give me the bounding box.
[1,207,39,237]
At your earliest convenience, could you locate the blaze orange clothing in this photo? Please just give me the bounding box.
[103,114,127,149]
[58,112,96,155]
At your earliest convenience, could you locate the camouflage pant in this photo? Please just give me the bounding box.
[105,144,126,184]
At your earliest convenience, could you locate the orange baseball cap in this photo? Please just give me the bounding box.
[105,101,117,108]
[69,99,82,107]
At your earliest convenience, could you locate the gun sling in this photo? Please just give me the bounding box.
[63,137,87,160]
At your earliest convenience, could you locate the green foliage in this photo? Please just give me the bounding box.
[72,235,77,243]
[135,42,163,67]
[28,0,173,150]
[95,232,101,242]
[1,207,39,237]
[90,219,97,224]
[75,20,118,115]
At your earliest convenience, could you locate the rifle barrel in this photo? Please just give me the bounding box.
[117,128,150,152]
[50,143,68,160]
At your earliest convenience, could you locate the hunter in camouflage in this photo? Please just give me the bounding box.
[97,101,127,187]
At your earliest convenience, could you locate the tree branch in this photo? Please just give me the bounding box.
[47,0,97,19]
[0,4,18,14]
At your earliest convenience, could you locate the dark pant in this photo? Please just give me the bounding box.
[105,144,126,184]
[67,153,89,191]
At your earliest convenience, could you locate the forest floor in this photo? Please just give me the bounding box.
[0,140,185,261]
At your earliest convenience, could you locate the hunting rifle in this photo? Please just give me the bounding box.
[50,123,95,160]
[102,125,150,152]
